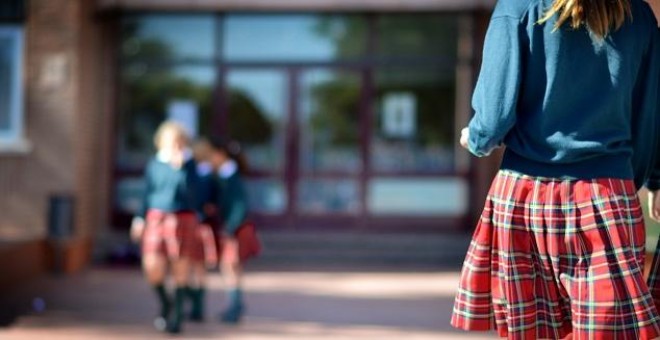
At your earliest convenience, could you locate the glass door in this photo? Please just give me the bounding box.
[224,67,364,225]
[295,69,363,217]
[225,69,289,217]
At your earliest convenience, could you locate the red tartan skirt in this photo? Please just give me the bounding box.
[142,210,198,260]
[451,170,660,340]
[189,223,218,266]
[218,222,261,264]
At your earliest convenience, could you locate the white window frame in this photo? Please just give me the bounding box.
[0,25,30,153]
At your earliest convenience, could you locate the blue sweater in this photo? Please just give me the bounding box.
[196,163,219,222]
[468,0,660,189]
[140,158,201,218]
[216,171,248,235]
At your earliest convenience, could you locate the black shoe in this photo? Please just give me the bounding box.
[166,321,182,334]
[189,312,204,323]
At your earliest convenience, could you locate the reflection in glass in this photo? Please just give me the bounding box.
[297,179,360,214]
[376,14,458,58]
[372,68,456,173]
[0,35,12,131]
[122,15,215,62]
[224,15,367,61]
[245,178,287,214]
[368,178,468,216]
[117,65,215,169]
[300,70,361,173]
[115,177,146,214]
[227,71,287,172]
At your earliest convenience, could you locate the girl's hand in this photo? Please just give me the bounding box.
[649,190,660,222]
[130,217,145,243]
[460,127,470,150]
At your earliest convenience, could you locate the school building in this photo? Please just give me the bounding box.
[0,0,501,281]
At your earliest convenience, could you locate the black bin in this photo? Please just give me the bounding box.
[48,195,74,240]
[47,195,75,274]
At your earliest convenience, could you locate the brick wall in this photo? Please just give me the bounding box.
[0,0,111,269]
[73,0,115,242]
[0,0,79,241]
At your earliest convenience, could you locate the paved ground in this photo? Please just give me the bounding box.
[0,267,496,339]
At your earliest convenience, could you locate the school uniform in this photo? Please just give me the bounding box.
[451,0,660,339]
[188,162,218,266]
[141,150,201,260]
[214,159,250,324]
[213,159,260,263]
[140,148,202,333]
[216,160,248,237]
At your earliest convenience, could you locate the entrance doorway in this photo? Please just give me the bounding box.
[113,13,469,230]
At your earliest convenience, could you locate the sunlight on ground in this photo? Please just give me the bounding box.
[0,269,495,340]
[237,272,460,299]
[1,317,494,340]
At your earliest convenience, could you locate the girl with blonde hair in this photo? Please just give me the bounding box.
[132,121,201,334]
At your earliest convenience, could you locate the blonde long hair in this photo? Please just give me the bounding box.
[153,121,189,150]
[539,0,632,39]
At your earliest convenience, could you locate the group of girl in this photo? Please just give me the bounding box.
[131,122,250,334]
[453,0,660,339]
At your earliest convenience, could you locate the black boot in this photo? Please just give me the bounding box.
[167,287,186,334]
[189,287,205,322]
[152,284,171,332]
[220,288,244,324]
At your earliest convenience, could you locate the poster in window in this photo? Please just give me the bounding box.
[382,92,416,138]
[167,100,199,139]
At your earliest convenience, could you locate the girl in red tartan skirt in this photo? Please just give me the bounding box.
[130,121,202,334]
[182,139,220,322]
[451,0,660,339]
[205,136,253,324]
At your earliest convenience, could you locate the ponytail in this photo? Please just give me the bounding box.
[539,0,631,39]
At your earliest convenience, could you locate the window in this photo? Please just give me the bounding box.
[0,25,26,150]
[116,13,465,224]
[371,67,456,173]
[122,14,215,62]
[224,14,367,62]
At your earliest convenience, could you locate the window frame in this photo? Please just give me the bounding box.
[0,25,28,153]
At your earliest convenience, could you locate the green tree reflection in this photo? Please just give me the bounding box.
[121,18,273,163]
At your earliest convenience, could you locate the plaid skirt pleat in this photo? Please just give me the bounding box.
[142,210,198,260]
[189,223,218,266]
[451,170,660,340]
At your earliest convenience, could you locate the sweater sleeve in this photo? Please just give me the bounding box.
[648,156,660,191]
[646,39,660,191]
[184,160,205,220]
[637,28,660,191]
[223,176,248,235]
[468,16,524,157]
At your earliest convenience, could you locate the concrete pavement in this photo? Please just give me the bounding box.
[0,268,496,339]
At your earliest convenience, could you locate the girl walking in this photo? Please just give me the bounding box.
[451,0,660,338]
[206,136,252,324]
[132,121,201,334]
[185,139,219,322]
